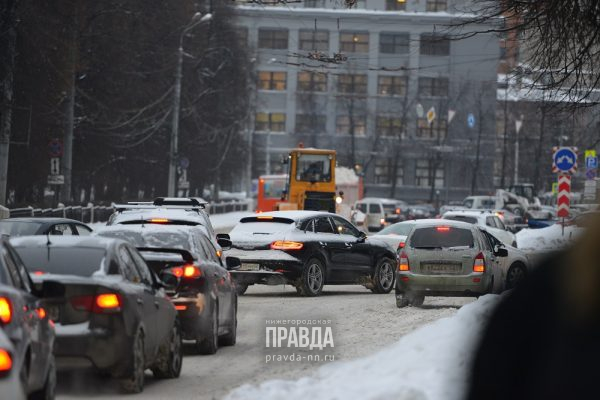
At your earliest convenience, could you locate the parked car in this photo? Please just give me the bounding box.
[95,225,239,354]
[0,218,92,237]
[395,219,529,307]
[353,198,408,232]
[0,238,58,399]
[227,211,398,296]
[0,329,24,400]
[10,236,183,394]
[407,204,436,220]
[369,221,417,253]
[462,196,499,210]
[442,210,517,247]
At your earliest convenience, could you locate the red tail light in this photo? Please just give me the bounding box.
[0,349,12,374]
[36,307,47,320]
[169,264,201,279]
[71,293,122,313]
[473,252,486,273]
[399,251,410,271]
[398,241,405,250]
[271,241,304,250]
[436,226,451,232]
[0,297,12,325]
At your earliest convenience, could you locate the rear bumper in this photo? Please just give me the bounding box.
[226,248,304,284]
[395,272,491,297]
[231,270,287,286]
[170,293,213,341]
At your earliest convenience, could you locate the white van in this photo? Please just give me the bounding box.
[353,197,406,232]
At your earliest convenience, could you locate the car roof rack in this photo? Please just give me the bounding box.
[112,204,205,213]
[153,197,208,207]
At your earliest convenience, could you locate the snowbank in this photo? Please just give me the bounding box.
[335,167,359,185]
[516,224,583,251]
[226,295,501,400]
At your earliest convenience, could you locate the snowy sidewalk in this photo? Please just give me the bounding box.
[226,294,501,400]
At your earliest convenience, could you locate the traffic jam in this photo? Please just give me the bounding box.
[1,144,594,399]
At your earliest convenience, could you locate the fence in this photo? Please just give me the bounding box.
[8,199,253,224]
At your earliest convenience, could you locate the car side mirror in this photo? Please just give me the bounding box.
[357,231,367,243]
[494,246,508,257]
[226,256,242,271]
[217,238,232,250]
[35,280,66,298]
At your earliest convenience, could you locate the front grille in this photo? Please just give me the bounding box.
[304,191,336,213]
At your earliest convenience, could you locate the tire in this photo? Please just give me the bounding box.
[297,258,325,297]
[219,297,237,346]
[196,302,219,355]
[371,257,395,294]
[506,264,526,290]
[120,330,145,394]
[396,295,409,308]
[398,292,424,307]
[151,320,183,379]
[236,284,248,296]
[29,355,56,400]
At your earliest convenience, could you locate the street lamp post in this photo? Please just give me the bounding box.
[167,12,213,197]
[513,115,523,185]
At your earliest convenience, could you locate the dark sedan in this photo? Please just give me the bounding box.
[227,211,398,296]
[95,225,239,354]
[0,238,58,399]
[0,218,92,237]
[10,236,183,394]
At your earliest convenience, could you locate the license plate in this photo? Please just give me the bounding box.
[240,263,260,271]
[421,263,461,274]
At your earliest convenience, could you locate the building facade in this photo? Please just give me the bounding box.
[235,0,499,203]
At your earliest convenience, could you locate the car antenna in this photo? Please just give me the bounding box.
[46,232,52,261]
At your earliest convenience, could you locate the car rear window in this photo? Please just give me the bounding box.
[444,215,478,225]
[0,221,43,236]
[379,223,414,236]
[12,247,106,277]
[409,227,474,248]
[233,217,295,234]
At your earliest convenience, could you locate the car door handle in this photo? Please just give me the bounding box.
[345,243,353,248]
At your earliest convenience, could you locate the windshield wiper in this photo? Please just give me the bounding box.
[444,246,471,251]
[413,246,442,250]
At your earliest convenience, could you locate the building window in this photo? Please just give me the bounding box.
[255,112,286,132]
[304,0,323,7]
[337,74,368,94]
[297,71,327,92]
[299,30,329,51]
[415,160,444,187]
[385,0,407,11]
[258,29,288,49]
[296,114,326,133]
[258,71,287,91]
[420,34,450,56]
[378,76,407,96]
[336,115,366,136]
[380,33,409,54]
[426,0,447,12]
[376,116,404,137]
[375,159,392,184]
[417,118,447,139]
[339,32,369,53]
[418,77,449,97]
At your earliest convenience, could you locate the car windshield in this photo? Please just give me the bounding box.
[12,246,106,277]
[444,215,478,225]
[382,204,398,214]
[296,154,332,183]
[231,221,294,235]
[409,227,474,249]
[379,223,414,236]
[480,199,495,209]
[97,229,196,252]
[0,221,43,236]
[263,179,286,199]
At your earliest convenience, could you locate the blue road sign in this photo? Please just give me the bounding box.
[586,156,598,169]
[553,147,577,172]
[586,169,597,180]
[467,113,475,128]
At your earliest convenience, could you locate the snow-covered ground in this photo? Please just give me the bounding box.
[516,224,583,251]
[226,294,501,400]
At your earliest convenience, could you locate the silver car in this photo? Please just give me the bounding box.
[395,219,529,307]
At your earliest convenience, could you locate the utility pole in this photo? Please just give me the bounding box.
[514,116,523,185]
[501,75,508,188]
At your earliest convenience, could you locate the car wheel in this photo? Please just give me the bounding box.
[399,292,424,307]
[219,297,237,346]
[29,354,56,400]
[371,257,395,294]
[298,258,325,297]
[151,320,183,379]
[120,330,145,394]
[506,263,526,289]
[197,302,219,355]
[236,284,248,296]
[396,295,409,308]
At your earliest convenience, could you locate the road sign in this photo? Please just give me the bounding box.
[426,107,436,125]
[50,158,60,175]
[447,109,456,124]
[47,175,65,185]
[586,156,598,170]
[557,174,571,218]
[584,180,597,201]
[552,147,578,174]
[552,182,558,195]
[586,169,597,180]
[179,156,190,169]
[467,113,475,128]
[585,149,597,159]
[416,104,424,118]
[48,139,63,157]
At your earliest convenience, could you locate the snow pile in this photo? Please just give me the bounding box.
[226,295,501,400]
[516,224,583,251]
[335,167,359,185]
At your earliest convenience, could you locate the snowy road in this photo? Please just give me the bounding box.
[56,285,473,400]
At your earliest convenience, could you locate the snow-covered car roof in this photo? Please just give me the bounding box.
[442,210,495,217]
[244,210,332,222]
[357,197,406,205]
[407,219,475,229]
[10,235,120,250]
[109,208,208,225]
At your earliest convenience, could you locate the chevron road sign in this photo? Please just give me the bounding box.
[557,174,571,218]
[552,147,578,174]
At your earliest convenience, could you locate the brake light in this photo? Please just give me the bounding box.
[395,208,401,214]
[380,218,385,225]
[0,349,12,374]
[33,271,45,276]
[473,252,486,273]
[71,293,122,313]
[436,226,451,232]
[257,216,274,220]
[149,218,169,223]
[36,307,47,320]
[174,304,187,311]
[0,297,11,324]
[271,241,304,250]
[96,294,121,310]
[398,242,405,249]
[399,252,410,271]
[170,264,201,279]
